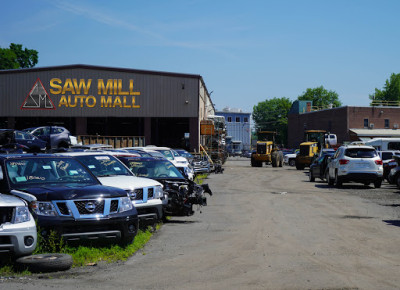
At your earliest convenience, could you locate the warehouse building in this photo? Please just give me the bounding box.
[0,64,215,151]
[288,101,400,148]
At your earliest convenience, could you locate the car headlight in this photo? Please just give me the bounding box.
[13,206,31,223]
[119,196,133,212]
[154,185,164,199]
[30,201,58,216]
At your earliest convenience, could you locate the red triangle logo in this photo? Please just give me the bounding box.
[21,78,56,110]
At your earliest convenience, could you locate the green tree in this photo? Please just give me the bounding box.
[0,43,38,69]
[297,86,341,108]
[252,97,292,146]
[369,73,400,105]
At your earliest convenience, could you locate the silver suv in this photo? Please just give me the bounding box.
[326,145,383,188]
[0,193,37,256]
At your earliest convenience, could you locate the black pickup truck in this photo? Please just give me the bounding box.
[0,154,138,245]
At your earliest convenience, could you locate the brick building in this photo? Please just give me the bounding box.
[288,103,400,148]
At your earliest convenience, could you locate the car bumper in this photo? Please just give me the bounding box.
[0,218,37,256]
[134,199,164,226]
[36,210,138,243]
[338,172,383,183]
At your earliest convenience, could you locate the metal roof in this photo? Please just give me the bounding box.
[349,128,400,137]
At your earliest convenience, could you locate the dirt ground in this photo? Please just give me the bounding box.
[4,158,400,289]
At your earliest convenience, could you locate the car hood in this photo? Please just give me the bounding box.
[19,184,126,201]
[0,193,26,207]
[98,175,162,190]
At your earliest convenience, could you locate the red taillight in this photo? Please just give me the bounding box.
[339,159,349,165]
[375,160,383,165]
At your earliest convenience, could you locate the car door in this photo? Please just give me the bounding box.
[14,131,28,147]
[329,148,341,178]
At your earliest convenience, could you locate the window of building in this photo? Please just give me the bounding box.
[227,117,232,122]
[385,119,390,128]
[364,119,369,128]
[236,117,240,122]
[244,117,248,123]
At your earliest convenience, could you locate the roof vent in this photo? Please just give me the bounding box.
[394,123,399,129]
[369,123,374,129]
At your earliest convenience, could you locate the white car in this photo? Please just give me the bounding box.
[57,152,166,225]
[284,152,298,166]
[0,193,37,256]
[326,145,383,188]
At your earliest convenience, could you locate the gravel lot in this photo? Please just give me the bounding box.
[4,157,400,289]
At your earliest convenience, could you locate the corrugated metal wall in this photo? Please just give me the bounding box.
[0,66,200,118]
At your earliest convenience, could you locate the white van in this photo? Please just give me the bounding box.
[364,138,400,151]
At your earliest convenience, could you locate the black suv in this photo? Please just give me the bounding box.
[0,154,138,245]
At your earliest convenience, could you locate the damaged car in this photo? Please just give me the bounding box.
[117,156,212,216]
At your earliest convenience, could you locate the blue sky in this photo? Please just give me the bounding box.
[1,0,400,113]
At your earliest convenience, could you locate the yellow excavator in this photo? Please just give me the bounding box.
[295,130,328,170]
[251,131,283,167]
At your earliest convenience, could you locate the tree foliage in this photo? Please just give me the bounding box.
[0,43,38,69]
[252,97,292,146]
[369,73,400,105]
[297,86,341,108]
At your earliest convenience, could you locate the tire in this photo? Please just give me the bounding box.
[334,172,342,188]
[326,170,334,186]
[58,141,69,149]
[16,253,73,273]
[289,159,295,166]
[374,180,382,188]
[309,170,315,182]
[278,151,284,167]
[251,157,256,167]
[396,175,400,189]
[271,151,278,167]
[295,161,305,170]
[119,235,135,247]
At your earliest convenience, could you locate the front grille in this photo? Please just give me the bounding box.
[110,200,119,212]
[299,145,310,156]
[0,207,13,224]
[134,188,143,200]
[57,202,69,215]
[74,200,105,215]
[148,188,154,198]
[61,224,119,234]
[0,236,11,245]
[257,144,267,154]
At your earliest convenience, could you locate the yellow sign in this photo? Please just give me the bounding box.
[50,78,141,109]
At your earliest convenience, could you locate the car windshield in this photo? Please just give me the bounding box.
[344,148,377,158]
[154,150,174,161]
[177,150,193,158]
[74,155,133,177]
[6,157,98,189]
[126,159,184,179]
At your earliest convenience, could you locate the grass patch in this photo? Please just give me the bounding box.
[0,226,157,275]
[194,173,208,184]
[66,229,153,267]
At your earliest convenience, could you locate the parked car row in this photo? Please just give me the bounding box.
[0,144,213,258]
[0,126,77,154]
[307,144,400,190]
